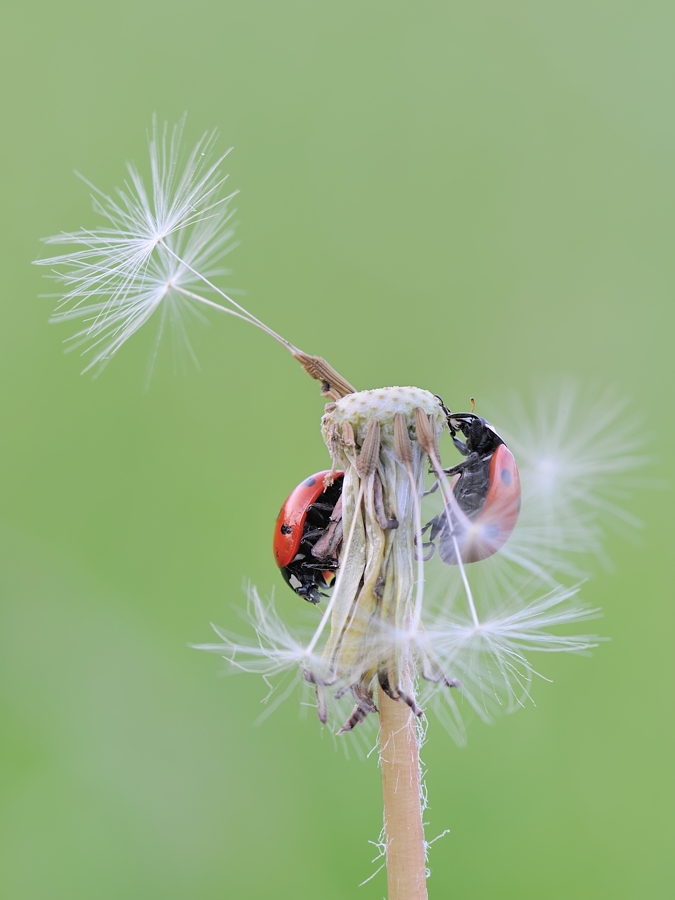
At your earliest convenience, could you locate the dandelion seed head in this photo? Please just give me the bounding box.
[199,380,637,741]
[327,386,444,437]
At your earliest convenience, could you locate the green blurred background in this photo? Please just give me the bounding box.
[1,2,673,897]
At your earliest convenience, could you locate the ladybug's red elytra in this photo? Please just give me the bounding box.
[425,408,521,564]
[274,470,344,604]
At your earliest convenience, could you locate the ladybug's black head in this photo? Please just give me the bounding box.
[449,413,504,456]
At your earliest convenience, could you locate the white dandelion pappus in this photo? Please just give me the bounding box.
[418,579,601,726]
[490,382,648,576]
[199,586,317,678]
[34,116,292,374]
[197,587,379,746]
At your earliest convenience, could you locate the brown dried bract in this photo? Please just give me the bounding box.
[414,406,439,459]
[337,679,379,734]
[355,419,381,479]
[293,351,357,401]
[394,412,414,469]
[340,421,356,450]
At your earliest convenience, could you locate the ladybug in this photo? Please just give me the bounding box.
[425,407,521,564]
[273,470,344,604]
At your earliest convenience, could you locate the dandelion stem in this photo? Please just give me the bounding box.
[378,673,428,900]
[168,245,357,399]
[164,245,300,352]
[174,286,269,328]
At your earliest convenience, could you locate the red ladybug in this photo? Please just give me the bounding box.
[273,470,344,604]
[425,409,521,564]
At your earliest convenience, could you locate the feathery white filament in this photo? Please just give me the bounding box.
[35,116,298,373]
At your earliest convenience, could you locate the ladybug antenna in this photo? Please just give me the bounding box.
[470,397,476,413]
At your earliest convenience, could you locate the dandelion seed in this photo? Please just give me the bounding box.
[34,117,355,398]
[35,117,238,372]
[488,382,648,577]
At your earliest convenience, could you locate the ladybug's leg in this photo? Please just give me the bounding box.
[416,520,437,560]
[443,451,479,475]
[306,500,335,513]
[302,526,327,542]
[417,541,436,561]
[311,496,344,560]
[297,583,322,604]
[452,435,470,456]
[422,479,440,497]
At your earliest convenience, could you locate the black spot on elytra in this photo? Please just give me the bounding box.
[501,468,512,486]
[280,523,292,535]
[302,476,317,487]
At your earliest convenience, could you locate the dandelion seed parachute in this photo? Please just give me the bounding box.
[34,117,246,372]
[34,117,356,399]
[475,382,648,582]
